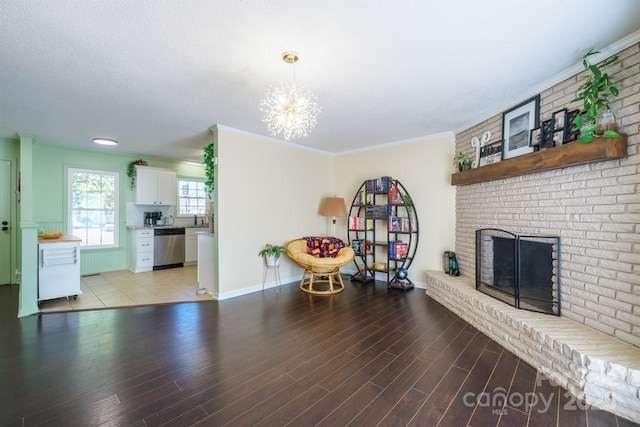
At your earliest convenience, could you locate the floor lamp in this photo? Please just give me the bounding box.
[320,197,347,237]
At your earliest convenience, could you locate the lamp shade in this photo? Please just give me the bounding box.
[320,197,347,218]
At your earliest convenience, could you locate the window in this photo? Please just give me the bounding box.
[68,168,118,248]
[178,179,207,215]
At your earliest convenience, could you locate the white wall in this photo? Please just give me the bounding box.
[215,127,336,298]
[334,133,457,285]
[211,127,457,297]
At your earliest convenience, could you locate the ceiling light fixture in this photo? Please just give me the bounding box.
[260,51,321,141]
[93,138,118,146]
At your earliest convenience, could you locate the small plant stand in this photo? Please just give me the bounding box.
[262,263,282,293]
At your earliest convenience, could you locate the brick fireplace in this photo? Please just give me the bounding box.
[427,43,640,422]
[455,43,639,349]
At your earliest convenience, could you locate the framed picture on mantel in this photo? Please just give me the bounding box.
[501,94,540,160]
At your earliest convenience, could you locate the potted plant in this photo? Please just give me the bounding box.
[571,49,621,143]
[258,244,286,267]
[453,152,471,171]
[126,159,147,190]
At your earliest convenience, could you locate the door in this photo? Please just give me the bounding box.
[0,160,11,285]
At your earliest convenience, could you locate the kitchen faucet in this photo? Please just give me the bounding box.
[193,214,208,225]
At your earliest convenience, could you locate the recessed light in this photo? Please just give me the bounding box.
[93,138,118,146]
[184,161,204,166]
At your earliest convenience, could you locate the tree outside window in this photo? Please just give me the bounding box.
[69,168,118,247]
[178,179,207,215]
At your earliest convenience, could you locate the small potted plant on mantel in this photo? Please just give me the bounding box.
[453,152,472,172]
[258,244,287,267]
[571,48,621,143]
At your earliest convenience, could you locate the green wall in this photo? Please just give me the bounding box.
[32,143,205,275]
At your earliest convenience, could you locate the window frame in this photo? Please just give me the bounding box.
[68,167,119,249]
[177,178,208,216]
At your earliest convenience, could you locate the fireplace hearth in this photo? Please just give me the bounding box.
[475,228,560,316]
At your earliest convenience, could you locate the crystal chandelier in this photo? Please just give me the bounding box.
[260,51,321,141]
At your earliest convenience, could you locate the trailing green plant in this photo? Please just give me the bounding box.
[403,193,415,220]
[126,159,147,190]
[258,244,286,260]
[203,143,215,198]
[571,49,621,143]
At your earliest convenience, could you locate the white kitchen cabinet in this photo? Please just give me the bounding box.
[134,165,177,205]
[185,228,198,265]
[129,228,154,273]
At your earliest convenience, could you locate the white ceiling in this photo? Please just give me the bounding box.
[1,1,640,162]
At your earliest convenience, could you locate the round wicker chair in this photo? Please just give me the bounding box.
[286,238,355,294]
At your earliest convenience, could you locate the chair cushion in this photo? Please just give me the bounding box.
[287,239,355,273]
[304,236,345,258]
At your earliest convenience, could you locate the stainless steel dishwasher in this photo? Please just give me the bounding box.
[153,228,185,270]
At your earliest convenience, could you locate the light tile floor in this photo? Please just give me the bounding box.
[38,265,214,313]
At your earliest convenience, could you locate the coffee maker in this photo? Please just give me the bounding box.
[144,211,162,226]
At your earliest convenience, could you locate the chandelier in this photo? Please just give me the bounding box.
[260,51,321,141]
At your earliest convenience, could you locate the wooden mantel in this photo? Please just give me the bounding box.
[451,134,628,186]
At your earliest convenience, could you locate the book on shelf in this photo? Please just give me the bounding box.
[365,176,392,192]
[364,240,373,255]
[388,216,411,232]
[365,204,391,218]
[352,239,373,255]
[355,191,373,205]
[349,216,360,230]
[355,190,370,205]
[349,216,373,230]
[388,240,408,260]
[398,242,408,259]
[390,187,404,205]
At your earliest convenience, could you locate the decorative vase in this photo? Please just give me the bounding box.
[596,109,618,135]
[266,255,280,267]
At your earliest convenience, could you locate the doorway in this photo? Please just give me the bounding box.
[0,160,12,285]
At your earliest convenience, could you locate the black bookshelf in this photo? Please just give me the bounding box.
[347,177,419,290]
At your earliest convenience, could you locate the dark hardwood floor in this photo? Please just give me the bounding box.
[1,279,637,427]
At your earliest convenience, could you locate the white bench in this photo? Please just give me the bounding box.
[425,270,640,423]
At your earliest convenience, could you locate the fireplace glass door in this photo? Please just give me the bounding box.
[476,228,561,316]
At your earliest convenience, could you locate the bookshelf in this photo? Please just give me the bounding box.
[347,177,419,290]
